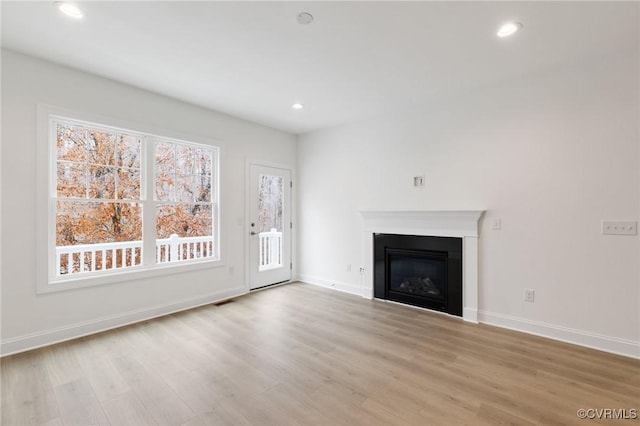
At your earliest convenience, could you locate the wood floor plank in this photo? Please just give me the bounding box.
[260,382,332,425]
[42,345,84,388]
[2,282,638,426]
[53,378,110,426]
[100,391,156,426]
[140,393,197,426]
[1,352,60,425]
[180,405,252,426]
[159,367,230,416]
[40,418,63,426]
[79,354,131,402]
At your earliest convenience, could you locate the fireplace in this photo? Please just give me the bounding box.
[360,210,484,322]
[374,234,463,316]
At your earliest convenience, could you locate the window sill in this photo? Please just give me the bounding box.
[38,258,224,294]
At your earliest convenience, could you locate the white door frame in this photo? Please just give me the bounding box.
[244,159,295,292]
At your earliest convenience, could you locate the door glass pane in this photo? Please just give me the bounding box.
[257,174,283,271]
[258,174,283,233]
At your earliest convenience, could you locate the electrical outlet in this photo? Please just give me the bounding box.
[346,264,352,273]
[524,289,535,302]
[602,221,637,236]
[492,218,502,230]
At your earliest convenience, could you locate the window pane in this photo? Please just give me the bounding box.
[194,149,212,175]
[155,175,174,201]
[56,124,87,162]
[57,162,86,198]
[192,204,213,237]
[155,142,174,171]
[155,204,178,239]
[155,142,174,201]
[156,204,212,238]
[175,175,195,202]
[88,166,116,199]
[118,168,140,200]
[155,142,213,203]
[87,130,116,166]
[55,202,142,276]
[156,204,213,263]
[56,201,142,246]
[175,145,194,175]
[117,135,141,168]
[195,174,211,202]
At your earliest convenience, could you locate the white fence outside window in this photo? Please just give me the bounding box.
[56,230,283,275]
[55,234,215,276]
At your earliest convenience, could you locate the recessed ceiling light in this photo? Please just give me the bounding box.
[297,12,313,25]
[55,2,84,19]
[291,103,304,110]
[497,22,522,38]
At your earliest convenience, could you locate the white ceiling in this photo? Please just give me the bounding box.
[2,1,638,134]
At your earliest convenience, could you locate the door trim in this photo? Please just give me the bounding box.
[244,159,295,292]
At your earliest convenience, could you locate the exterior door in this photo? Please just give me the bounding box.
[248,164,291,290]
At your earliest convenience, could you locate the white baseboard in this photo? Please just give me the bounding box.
[478,310,640,359]
[1,287,246,357]
[296,274,363,297]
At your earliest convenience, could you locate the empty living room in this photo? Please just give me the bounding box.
[1,1,639,425]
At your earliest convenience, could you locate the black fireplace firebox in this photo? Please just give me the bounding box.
[374,234,463,316]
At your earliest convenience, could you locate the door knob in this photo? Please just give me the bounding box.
[250,231,257,236]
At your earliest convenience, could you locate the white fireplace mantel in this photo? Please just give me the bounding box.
[360,210,485,323]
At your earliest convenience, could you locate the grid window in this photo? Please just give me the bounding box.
[50,117,219,282]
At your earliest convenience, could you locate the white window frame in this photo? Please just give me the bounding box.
[36,105,222,294]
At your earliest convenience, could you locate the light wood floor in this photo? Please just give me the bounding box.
[1,282,638,426]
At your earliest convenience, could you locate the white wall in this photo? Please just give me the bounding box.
[297,52,640,357]
[0,50,296,354]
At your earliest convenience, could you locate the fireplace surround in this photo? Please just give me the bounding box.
[360,210,484,322]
